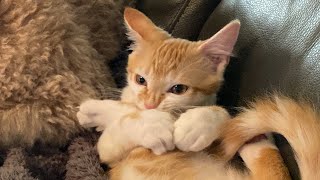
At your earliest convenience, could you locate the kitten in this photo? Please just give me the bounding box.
[77,8,290,180]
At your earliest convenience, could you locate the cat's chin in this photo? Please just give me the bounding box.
[136,103,166,111]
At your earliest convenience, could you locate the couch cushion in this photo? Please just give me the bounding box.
[198,0,320,179]
[136,0,221,40]
[199,0,320,108]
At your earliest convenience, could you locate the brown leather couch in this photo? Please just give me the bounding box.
[134,0,320,179]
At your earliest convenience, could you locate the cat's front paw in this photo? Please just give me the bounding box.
[97,129,135,164]
[77,99,122,131]
[174,107,229,152]
[125,110,175,155]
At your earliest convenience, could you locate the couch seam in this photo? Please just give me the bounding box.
[167,0,192,33]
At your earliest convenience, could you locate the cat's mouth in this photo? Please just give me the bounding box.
[136,102,194,117]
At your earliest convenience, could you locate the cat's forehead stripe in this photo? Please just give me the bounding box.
[151,39,197,76]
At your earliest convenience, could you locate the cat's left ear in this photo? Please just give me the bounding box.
[199,20,240,74]
[124,8,170,47]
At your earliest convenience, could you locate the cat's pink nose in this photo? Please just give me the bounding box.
[144,103,158,109]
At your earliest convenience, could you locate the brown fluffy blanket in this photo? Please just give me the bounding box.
[0,48,129,179]
[0,0,123,148]
[0,0,134,179]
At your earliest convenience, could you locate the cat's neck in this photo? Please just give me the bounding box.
[120,86,137,105]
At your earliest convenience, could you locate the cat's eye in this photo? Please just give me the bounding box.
[135,74,147,86]
[169,84,188,95]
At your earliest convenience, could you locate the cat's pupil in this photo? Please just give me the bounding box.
[138,77,145,84]
[136,74,147,86]
[170,84,188,95]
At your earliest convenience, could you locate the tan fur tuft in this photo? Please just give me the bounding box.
[251,148,291,180]
[110,148,197,180]
[220,95,320,180]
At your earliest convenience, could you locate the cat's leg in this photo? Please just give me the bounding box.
[77,99,137,131]
[174,106,230,152]
[78,99,176,163]
[97,109,175,164]
[97,127,135,164]
[239,138,291,180]
[77,99,138,163]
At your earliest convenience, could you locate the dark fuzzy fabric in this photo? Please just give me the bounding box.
[66,134,107,180]
[0,132,106,180]
[108,46,130,89]
[0,149,36,180]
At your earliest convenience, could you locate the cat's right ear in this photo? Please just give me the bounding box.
[198,20,240,76]
[124,8,170,47]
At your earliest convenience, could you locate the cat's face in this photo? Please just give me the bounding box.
[126,39,222,111]
[124,8,240,111]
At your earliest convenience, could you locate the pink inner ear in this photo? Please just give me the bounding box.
[199,20,240,64]
[124,8,155,42]
[211,55,228,66]
[209,55,230,72]
[124,8,170,45]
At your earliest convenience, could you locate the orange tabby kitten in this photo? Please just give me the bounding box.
[77,8,290,180]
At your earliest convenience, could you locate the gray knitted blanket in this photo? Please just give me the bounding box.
[0,132,109,180]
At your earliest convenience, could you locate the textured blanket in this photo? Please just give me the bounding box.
[0,132,102,180]
[0,0,133,178]
[0,46,129,180]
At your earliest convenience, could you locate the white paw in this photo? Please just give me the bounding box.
[174,107,228,152]
[124,110,175,155]
[97,129,134,164]
[76,99,122,131]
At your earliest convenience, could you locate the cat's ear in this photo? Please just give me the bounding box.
[198,20,240,74]
[124,8,170,46]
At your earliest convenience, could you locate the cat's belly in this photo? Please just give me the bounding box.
[189,152,248,180]
[110,148,248,180]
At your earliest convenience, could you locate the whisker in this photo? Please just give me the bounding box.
[96,86,123,100]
